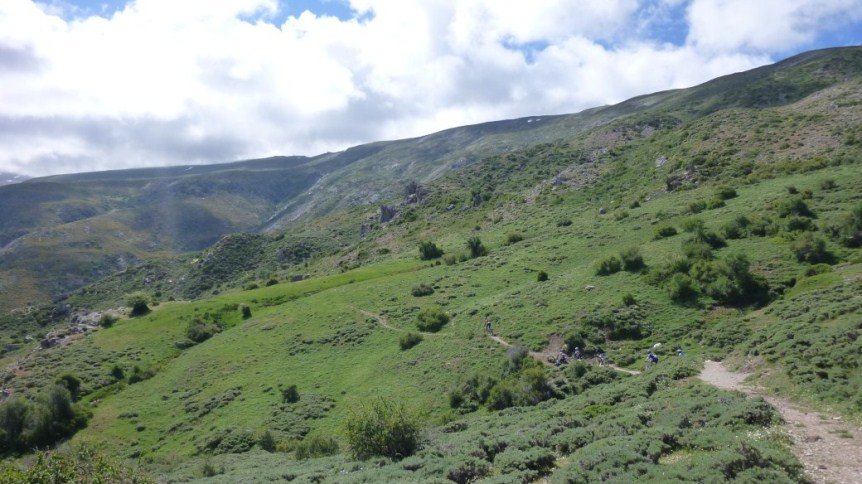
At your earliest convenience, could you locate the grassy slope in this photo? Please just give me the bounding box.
[1,47,861,481]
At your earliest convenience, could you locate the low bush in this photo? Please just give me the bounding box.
[416,308,450,332]
[0,446,148,482]
[466,237,487,258]
[126,293,150,317]
[680,217,705,233]
[0,385,90,453]
[706,197,726,210]
[258,430,276,452]
[595,256,622,276]
[240,304,252,319]
[556,219,572,227]
[777,197,813,218]
[98,314,118,328]
[411,284,434,297]
[653,225,677,239]
[294,433,339,460]
[418,241,444,260]
[714,185,738,200]
[282,385,300,404]
[345,398,421,460]
[721,215,750,239]
[791,233,830,263]
[820,178,837,190]
[505,233,524,245]
[537,271,549,282]
[622,294,636,306]
[186,319,220,343]
[399,333,423,350]
[620,247,645,272]
[668,273,697,302]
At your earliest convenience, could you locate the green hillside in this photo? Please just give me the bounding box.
[0,47,861,482]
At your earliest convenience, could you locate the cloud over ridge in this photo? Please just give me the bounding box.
[0,0,860,175]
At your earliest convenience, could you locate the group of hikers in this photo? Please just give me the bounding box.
[483,318,685,369]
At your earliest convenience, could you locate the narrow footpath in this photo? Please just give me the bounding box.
[699,360,862,484]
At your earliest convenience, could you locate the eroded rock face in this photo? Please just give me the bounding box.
[380,205,397,223]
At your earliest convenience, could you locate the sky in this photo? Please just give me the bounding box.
[0,0,861,176]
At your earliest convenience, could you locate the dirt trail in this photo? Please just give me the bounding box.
[699,360,862,484]
[356,309,442,337]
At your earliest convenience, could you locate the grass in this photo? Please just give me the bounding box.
[1,48,861,481]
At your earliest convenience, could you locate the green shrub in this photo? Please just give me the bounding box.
[622,294,636,306]
[537,271,549,282]
[777,197,813,218]
[0,385,90,453]
[721,215,750,239]
[345,398,421,460]
[688,201,706,214]
[706,197,726,210]
[820,178,837,190]
[126,292,150,317]
[294,433,339,460]
[265,278,278,287]
[668,273,697,302]
[418,241,444,260]
[785,216,815,232]
[416,308,450,332]
[505,233,524,245]
[801,263,832,277]
[595,256,622,276]
[240,304,252,319]
[653,225,677,239]
[0,446,149,482]
[836,202,862,247]
[682,241,714,261]
[791,233,829,263]
[714,185,738,200]
[186,319,220,343]
[282,385,300,404]
[785,185,798,194]
[466,237,487,258]
[446,456,491,484]
[443,254,457,265]
[411,284,434,297]
[680,217,705,233]
[556,219,572,227]
[110,365,124,380]
[98,314,118,328]
[56,374,81,401]
[399,333,423,350]
[258,430,276,452]
[692,227,726,249]
[620,247,645,272]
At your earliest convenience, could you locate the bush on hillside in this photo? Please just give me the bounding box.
[399,333,423,350]
[820,178,837,190]
[620,247,645,272]
[653,225,677,239]
[418,241,444,260]
[721,215,750,239]
[240,304,252,319]
[411,284,434,297]
[186,319,220,343]
[0,446,147,482]
[688,201,706,214]
[505,233,524,245]
[691,227,726,249]
[416,308,450,333]
[258,430,276,452]
[595,256,622,276]
[345,399,421,460]
[0,385,90,453]
[282,385,300,404]
[680,217,705,233]
[294,433,339,460]
[126,293,150,317]
[556,219,572,227]
[785,216,815,232]
[835,202,862,247]
[56,374,81,401]
[714,185,738,200]
[668,273,698,302]
[791,233,830,263]
[466,237,487,258]
[706,197,726,210]
[777,197,813,218]
[537,271,549,282]
[622,294,637,306]
[442,254,457,265]
[98,313,118,328]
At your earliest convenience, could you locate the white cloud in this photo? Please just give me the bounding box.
[687,0,862,52]
[0,0,856,176]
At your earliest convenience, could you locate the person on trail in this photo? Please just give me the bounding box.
[647,351,659,365]
[555,350,569,366]
[573,346,582,360]
[596,347,607,366]
[484,318,492,335]
[676,347,685,357]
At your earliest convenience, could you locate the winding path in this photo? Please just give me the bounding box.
[699,360,862,484]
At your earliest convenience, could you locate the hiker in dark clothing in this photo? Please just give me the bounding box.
[484,318,492,334]
[647,352,659,364]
